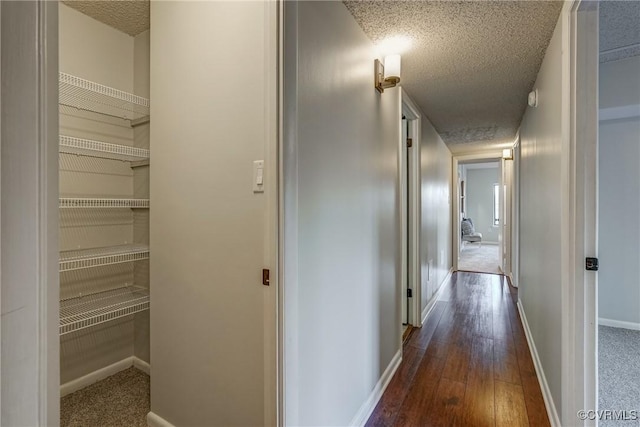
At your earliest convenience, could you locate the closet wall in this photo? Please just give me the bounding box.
[58,3,150,385]
[133,30,151,363]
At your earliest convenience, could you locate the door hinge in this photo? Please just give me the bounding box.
[407,288,413,298]
[585,257,599,271]
[262,269,270,286]
[407,138,413,148]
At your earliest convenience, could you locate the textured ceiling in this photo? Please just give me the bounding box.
[344,1,563,152]
[62,0,149,37]
[600,1,640,63]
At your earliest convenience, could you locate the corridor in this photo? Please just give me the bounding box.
[367,272,549,427]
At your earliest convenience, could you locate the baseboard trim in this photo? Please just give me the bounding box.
[600,104,640,121]
[349,349,402,426]
[517,300,561,427]
[599,317,640,331]
[60,357,132,397]
[60,356,151,397]
[147,411,176,427]
[421,268,453,325]
[133,356,151,374]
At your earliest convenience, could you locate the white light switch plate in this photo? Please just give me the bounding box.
[253,160,264,193]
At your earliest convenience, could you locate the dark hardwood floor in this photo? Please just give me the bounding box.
[366,272,550,427]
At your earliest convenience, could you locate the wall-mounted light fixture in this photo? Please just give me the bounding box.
[528,89,538,107]
[502,148,514,160]
[375,54,401,93]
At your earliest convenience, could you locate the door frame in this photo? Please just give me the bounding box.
[561,1,599,425]
[264,0,280,425]
[452,151,512,274]
[0,1,60,425]
[400,90,422,327]
[511,139,521,286]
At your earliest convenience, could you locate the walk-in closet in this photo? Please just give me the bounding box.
[58,2,151,425]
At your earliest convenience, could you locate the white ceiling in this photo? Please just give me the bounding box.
[344,0,564,153]
[600,1,640,63]
[62,0,149,37]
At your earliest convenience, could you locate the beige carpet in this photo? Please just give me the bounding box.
[599,326,640,427]
[458,243,502,274]
[61,367,149,427]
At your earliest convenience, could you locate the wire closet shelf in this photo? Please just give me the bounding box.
[60,244,149,272]
[59,72,150,121]
[60,286,150,335]
[59,198,149,209]
[59,135,150,162]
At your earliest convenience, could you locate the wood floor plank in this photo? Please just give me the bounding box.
[420,378,466,427]
[492,298,513,341]
[365,345,426,427]
[510,316,551,427]
[393,355,446,427]
[474,310,493,338]
[430,304,457,344]
[366,272,551,427]
[424,339,449,360]
[441,337,472,383]
[406,301,447,350]
[462,337,495,427]
[504,282,551,427]
[494,338,521,384]
[495,380,530,427]
[520,370,552,427]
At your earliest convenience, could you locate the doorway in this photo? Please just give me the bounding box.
[596,2,640,422]
[452,152,513,277]
[457,160,501,274]
[400,92,422,333]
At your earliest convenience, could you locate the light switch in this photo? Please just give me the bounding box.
[253,160,264,193]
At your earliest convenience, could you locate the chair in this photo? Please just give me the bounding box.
[461,218,482,247]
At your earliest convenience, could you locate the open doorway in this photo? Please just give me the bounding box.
[457,160,502,274]
[597,2,640,422]
[400,93,422,337]
[452,151,514,277]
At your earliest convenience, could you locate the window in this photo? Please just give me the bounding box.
[493,183,500,226]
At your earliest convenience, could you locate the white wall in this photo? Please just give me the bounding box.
[465,166,499,243]
[283,2,400,424]
[419,116,452,310]
[133,29,150,364]
[149,2,274,425]
[518,12,565,420]
[598,56,640,327]
[59,4,133,91]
